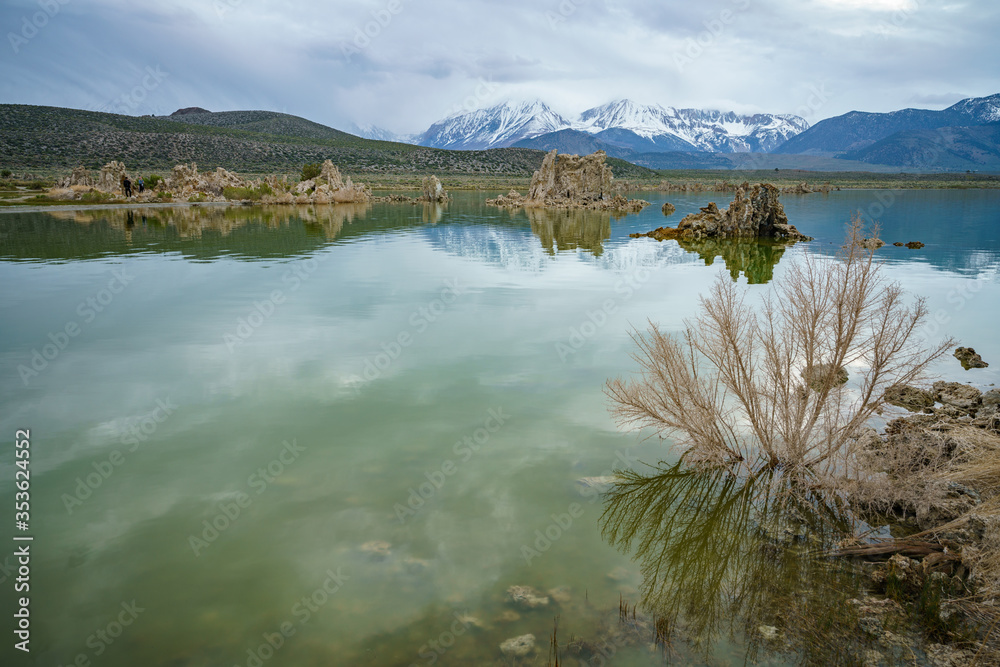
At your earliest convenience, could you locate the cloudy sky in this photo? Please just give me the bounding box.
[1,0,998,135]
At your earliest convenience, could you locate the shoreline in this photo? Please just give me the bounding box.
[2,185,1000,215]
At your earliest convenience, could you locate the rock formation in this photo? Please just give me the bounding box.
[884,384,936,412]
[166,163,245,197]
[487,150,649,213]
[632,183,811,242]
[954,347,988,370]
[419,175,449,203]
[98,161,128,194]
[661,202,676,216]
[292,159,370,204]
[58,165,94,188]
[528,149,613,202]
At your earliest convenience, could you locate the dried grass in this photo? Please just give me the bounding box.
[606,216,953,481]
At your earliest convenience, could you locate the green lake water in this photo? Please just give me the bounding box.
[1,189,999,665]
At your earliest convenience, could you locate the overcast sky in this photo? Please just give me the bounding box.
[1,0,998,135]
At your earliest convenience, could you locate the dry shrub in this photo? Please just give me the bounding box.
[606,216,953,481]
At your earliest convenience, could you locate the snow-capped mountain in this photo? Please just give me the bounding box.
[347,122,410,143]
[947,93,1000,124]
[411,98,808,154]
[416,100,573,150]
[575,100,809,153]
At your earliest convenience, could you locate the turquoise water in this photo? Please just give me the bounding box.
[0,190,998,665]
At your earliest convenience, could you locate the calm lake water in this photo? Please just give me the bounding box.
[1,189,999,666]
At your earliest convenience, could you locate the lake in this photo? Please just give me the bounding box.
[1,189,999,665]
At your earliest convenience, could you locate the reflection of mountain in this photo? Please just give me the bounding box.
[675,237,794,284]
[601,462,864,661]
[525,207,612,256]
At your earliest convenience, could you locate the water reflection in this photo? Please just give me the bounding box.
[600,462,876,662]
[526,207,612,257]
[0,204,371,262]
[675,237,795,284]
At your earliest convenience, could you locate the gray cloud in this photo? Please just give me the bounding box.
[1,0,997,135]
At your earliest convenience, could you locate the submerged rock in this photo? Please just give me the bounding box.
[633,183,810,242]
[499,633,536,657]
[575,476,620,493]
[884,384,936,412]
[505,585,549,609]
[954,346,988,370]
[547,586,573,604]
[359,540,392,561]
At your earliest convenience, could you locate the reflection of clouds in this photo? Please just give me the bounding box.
[425,221,695,274]
[965,250,1000,280]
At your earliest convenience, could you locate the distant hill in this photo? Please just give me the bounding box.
[0,104,656,178]
[513,129,637,158]
[774,94,1000,157]
[842,122,1000,170]
[156,109,357,143]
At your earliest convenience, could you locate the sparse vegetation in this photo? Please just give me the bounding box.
[300,163,322,181]
[80,190,114,203]
[607,216,952,478]
[222,183,274,201]
[145,174,163,189]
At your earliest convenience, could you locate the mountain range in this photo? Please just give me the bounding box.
[382,99,810,154]
[351,94,1000,171]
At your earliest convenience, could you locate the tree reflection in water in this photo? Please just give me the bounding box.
[600,461,882,663]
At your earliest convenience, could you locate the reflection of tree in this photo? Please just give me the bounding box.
[675,237,796,284]
[600,462,875,662]
[526,207,612,257]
